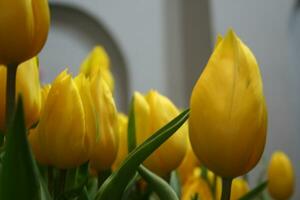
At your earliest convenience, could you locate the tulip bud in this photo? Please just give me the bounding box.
[80,46,114,91]
[0,0,50,65]
[0,57,42,131]
[189,30,268,178]
[267,151,295,200]
[112,113,128,170]
[134,90,187,176]
[33,71,96,168]
[89,74,119,171]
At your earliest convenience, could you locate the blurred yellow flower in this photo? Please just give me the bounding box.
[112,113,128,170]
[0,0,50,64]
[267,151,295,200]
[80,46,114,91]
[178,136,200,184]
[189,30,267,178]
[134,90,187,176]
[89,74,119,171]
[0,57,42,131]
[181,172,213,200]
[216,177,249,200]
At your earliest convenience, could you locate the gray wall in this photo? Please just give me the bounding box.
[210,0,299,197]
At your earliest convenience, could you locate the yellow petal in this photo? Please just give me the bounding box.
[112,113,129,170]
[16,57,41,128]
[89,74,119,171]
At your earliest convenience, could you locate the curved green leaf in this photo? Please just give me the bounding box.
[239,180,268,200]
[138,165,179,200]
[0,97,51,200]
[95,109,189,200]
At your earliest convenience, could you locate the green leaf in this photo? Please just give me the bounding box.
[78,187,90,200]
[239,180,268,200]
[169,170,181,197]
[0,97,51,200]
[127,97,136,152]
[86,177,98,200]
[95,109,189,200]
[138,165,179,200]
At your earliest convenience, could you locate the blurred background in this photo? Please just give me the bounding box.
[40,0,299,198]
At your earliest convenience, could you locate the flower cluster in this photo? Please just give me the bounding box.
[0,1,296,200]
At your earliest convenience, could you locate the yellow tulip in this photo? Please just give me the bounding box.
[89,73,119,171]
[134,90,187,176]
[0,57,42,131]
[189,30,268,178]
[267,151,295,200]
[80,46,114,91]
[178,137,200,184]
[31,71,96,168]
[181,173,213,200]
[112,113,128,170]
[0,0,50,65]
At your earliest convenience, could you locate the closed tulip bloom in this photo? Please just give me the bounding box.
[0,57,42,131]
[0,0,50,65]
[89,73,119,171]
[134,90,187,176]
[267,151,295,200]
[112,113,128,170]
[80,46,114,91]
[189,30,267,178]
[34,71,96,168]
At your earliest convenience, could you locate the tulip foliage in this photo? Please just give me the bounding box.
[0,2,296,199]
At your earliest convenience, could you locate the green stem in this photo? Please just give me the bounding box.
[58,169,67,197]
[5,63,18,132]
[221,177,232,200]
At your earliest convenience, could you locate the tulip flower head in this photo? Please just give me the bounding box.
[31,70,97,168]
[267,151,295,200]
[0,0,50,65]
[134,90,187,176]
[189,30,268,178]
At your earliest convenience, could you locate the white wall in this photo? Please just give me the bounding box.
[210,0,299,198]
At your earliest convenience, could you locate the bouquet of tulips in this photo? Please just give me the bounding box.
[0,1,295,200]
